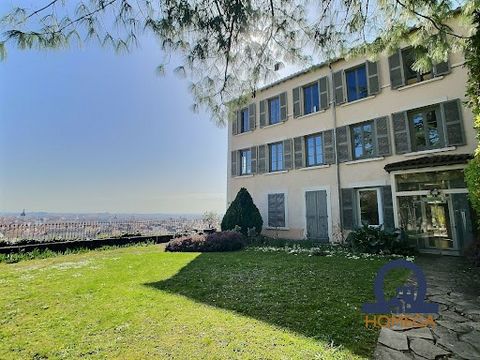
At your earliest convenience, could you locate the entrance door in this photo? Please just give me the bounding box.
[305,190,329,242]
[398,195,458,252]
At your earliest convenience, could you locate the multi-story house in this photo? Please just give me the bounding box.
[227,36,477,256]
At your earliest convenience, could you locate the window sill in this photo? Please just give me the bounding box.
[397,76,444,91]
[300,164,330,171]
[233,130,253,137]
[262,121,285,129]
[403,146,456,157]
[340,95,376,107]
[344,157,384,165]
[265,227,290,231]
[264,170,288,175]
[234,174,254,178]
[295,109,326,120]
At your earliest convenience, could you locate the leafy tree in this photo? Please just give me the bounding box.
[464,10,480,219]
[221,187,262,236]
[0,1,478,123]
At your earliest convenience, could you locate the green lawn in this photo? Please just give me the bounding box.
[0,245,406,359]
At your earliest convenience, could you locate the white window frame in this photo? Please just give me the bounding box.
[356,187,383,227]
[240,149,252,175]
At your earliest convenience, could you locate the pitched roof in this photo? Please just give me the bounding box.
[384,154,473,173]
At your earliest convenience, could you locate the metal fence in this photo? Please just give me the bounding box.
[0,219,207,244]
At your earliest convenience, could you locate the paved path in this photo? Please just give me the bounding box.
[374,255,480,360]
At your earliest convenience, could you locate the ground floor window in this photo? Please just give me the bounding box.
[268,193,286,227]
[357,188,382,226]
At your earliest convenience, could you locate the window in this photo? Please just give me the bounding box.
[402,48,433,85]
[306,134,324,166]
[351,121,376,159]
[303,83,319,115]
[345,65,368,102]
[268,193,286,228]
[358,189,382,226]
[268,97,281,125]
[240,149,252,175]
[240,108,249,133]
[408,106,443,151]
[269,142,284,172]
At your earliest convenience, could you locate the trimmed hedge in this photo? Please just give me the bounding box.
[221,188,263,236]
[165,231,245,252]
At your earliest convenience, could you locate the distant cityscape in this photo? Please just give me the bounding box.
[0,211,221,244]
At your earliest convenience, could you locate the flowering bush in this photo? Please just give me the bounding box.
[165,231,245,252]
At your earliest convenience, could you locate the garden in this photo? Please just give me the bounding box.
[0,189,414,359]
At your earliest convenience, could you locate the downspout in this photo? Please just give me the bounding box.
[328,62,344,242]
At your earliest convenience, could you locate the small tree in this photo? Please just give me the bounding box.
[221,188,263,236]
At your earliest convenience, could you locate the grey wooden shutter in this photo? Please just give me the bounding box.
[336,126,352,162]
[259,100,266,127]
[366,61,380,95]
[433,57,450,77]
[374,116,391,156]
[257,145,267,174]
[341,188,357,230]
[248,103,256,130]
[280,92,287,121]
[392,111,411,154]
[250,146,257,174]
[232,111,238,135]
[381,186,395,231]
[323,129,335,164]
[319,76,329,110]
[293,87,302,118]
[231,151,238,177]
[388,50,405,89]
[441,99,466,146]
[293,136,305,169]
[333,70,345,105]
[268,193,285,228]
[283,138,293,170]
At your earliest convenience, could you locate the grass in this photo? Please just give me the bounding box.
[0,244,408,359]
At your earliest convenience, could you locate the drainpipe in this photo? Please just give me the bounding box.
[328,63,344,241]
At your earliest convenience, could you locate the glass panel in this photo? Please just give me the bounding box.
[356,66,368,99]
[412,112,426,148]
[402,48,433,85]
[346,69,358,101]
[426,110,439,147]
[359,190,379,226]
[306,134,323,166]
[396,170,466,192]
[270,143,283,171]
[398,195,454,250]
[241,109,249,132]
[315,135,323,164]
[352,125,363,159]
[268,97,280,124]
[363,123,374,156]
[303,83,319,115]
[240,150,251,175]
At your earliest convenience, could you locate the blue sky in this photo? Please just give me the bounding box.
[0,34,227,214]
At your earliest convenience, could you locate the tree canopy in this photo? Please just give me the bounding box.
[0,1,478,123]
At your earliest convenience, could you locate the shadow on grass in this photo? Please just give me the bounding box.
[144,251,407,357]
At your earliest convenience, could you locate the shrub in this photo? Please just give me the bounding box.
[165,231,245,252]
[221,188,263,236]
[346,225,415,256]
[465,238,480,267]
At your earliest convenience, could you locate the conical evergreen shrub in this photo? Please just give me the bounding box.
[221,187,263,236]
